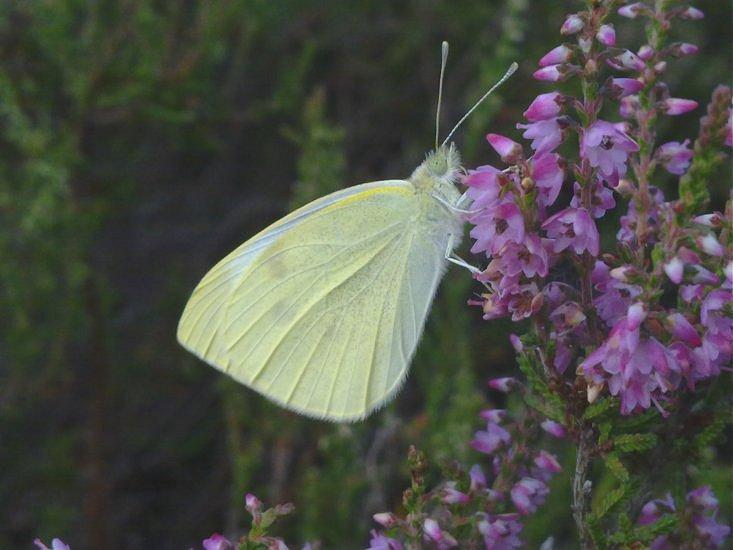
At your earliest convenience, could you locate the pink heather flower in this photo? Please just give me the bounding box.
[619,94,640,118]
[675,42,699,56]
[693,213,723,227]
[726,110,732,147]
[471,421,511,454]
[368,530,403,550]
[570,180,615,219]
[679,7,704,20]
[542,207,600,256]
[541,419,566,438]
[498,236,550,278]
[33,540,71,550]
[637,44,655,61]
[373,512,398,528]
[560,14,584,34]
[533,64,566,82]
[663,256,684,284]
[581,120,639,182]
[638,494,676,525]
[618,2,648,18]
[488,377,515,393]
[523,92,562,121]
[656,139,693,174]
[610,50,646,71]
[592,261,643,326]
[529,152,564,207]
[442,483,470,504]
[596,24,616,46]
[202,534,232,550]
[423,518,457,548]
[627,302,646,329]
[663,98,698,115]
[668,313,702,347]
[511,477,549,515]
[487,133,523,163]
[582,312,682,415]
[509,333,523,352]
[480,409,507,423]
[463,165,505,209]
[245,493,262,512]
[469,464,488,491]
[517,118,565,153]
[688,486,718,510]
[533,450,562,475]
[506,283,544,321]
[698,233,724,257]
[477,514,523,550]
[690,264,719,285]
[470,202,525,256]
[538,45,573,67]
[609,77,644,98]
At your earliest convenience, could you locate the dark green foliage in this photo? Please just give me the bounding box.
[1,1,731,548]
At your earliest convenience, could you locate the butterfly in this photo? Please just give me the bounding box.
[178,42,517,421]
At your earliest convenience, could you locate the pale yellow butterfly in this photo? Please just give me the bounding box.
[177,43,517,421]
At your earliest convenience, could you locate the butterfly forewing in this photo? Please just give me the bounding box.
[178,181,450,421]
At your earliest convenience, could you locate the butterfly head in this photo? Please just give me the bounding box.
[423,143,461,184]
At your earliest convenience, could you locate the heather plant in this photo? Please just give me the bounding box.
[202,1,731,548]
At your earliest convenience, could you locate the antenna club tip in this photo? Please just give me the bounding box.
[509,61,519,73]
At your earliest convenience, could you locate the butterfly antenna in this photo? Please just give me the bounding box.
[441,61,518,147]
[435,41,449,150]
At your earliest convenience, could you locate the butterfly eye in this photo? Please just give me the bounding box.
[428,154,449,176]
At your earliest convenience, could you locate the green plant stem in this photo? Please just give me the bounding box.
[573,424,596,549]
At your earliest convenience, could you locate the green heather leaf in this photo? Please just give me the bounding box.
[592,484,627,520]
[583,398,614,420]
[604,453,629,483]
[613,433,658,453]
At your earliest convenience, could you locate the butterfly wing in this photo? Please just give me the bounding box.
[177,181,451,421]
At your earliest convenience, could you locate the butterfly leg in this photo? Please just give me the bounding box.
[431,193,481,215]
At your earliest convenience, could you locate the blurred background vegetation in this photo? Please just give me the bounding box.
[0,1,730,548]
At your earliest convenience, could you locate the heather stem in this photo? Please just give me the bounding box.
[573,424,595,549]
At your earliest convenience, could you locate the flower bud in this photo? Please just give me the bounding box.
[663,98,698,115]
[669,42,699,57]
[469,464,487,491]
[654,61,667,73]
[486,133,523,163]
[698,233,724,257]
[614,50,646,71]
[442,485,470,505]
[609,77,644,98]
[560,14,584,35]
[692,213,722,227]
[578,36,593,54]
[596,24,616,46]
[627,302,647,329]
[488,377,515,393]
[541,420,566,438]
[533,64,565,82]
[480,409,507,423]
[509,333,523,352]
[539,44,573,67]
[534,450,562,473]
[523,91,562,121]
[618,3,649,18]
[245,493,262,512]
[679,7,704,20]
[587,383,603,403]
[663,256,684,284]
[373,512,398,528]
[619,95,640,119]
[637,45,655,60]
[667,313,702,347]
